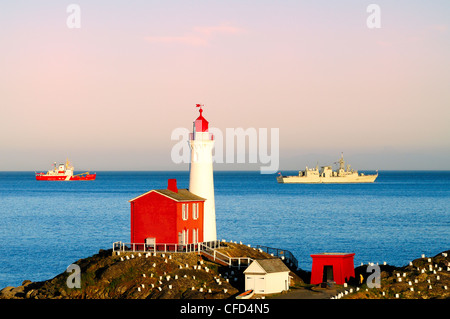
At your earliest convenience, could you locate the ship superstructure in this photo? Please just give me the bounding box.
[35,159,96,181]
[277,154,377,184]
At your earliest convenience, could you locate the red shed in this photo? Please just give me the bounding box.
[310,253,355,285]
[129,179,205,247]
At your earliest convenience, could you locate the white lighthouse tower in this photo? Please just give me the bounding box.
[189,104,217,242]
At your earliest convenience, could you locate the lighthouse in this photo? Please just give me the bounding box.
[189,104,217,242]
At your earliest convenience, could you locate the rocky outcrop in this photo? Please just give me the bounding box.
[0,242,303,299]
[338,250,450,299]
[5,243,446,299]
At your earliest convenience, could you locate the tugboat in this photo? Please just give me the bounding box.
[277,153,377,184]
[35,159,96,181]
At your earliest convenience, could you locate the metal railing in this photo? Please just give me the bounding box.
[199,243,253,269]
[112,241,298,270]
[112,240,223,254]
[256,245,299,269]
[189,132,214,140]
[112,240,252,269]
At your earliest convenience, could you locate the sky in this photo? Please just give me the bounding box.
[1,0,449,171]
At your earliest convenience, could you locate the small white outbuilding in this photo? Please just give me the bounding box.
[244,259,291,295]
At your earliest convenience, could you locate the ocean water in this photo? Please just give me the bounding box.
[0,170,449,288]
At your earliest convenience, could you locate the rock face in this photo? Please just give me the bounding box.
[6,243,447,300]
[341,250,450,299]
[0,243,303,299]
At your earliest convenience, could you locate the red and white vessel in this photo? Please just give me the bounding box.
[35,159,96,181]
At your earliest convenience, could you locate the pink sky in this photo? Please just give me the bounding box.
[1,1,449,171]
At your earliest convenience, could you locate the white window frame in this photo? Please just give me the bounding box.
[182,203,189,220]
[193,203,199,220]
[182,229,189,244]
[192,229,197,244]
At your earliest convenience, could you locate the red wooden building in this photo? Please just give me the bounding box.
[129,179,205,247]
[310,253,355,285]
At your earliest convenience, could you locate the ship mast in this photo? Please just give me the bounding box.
[338,152,345,171]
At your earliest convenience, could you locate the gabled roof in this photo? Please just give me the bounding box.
[244,259,290,274]
[129,189,206,203]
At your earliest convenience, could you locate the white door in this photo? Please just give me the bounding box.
[145,238,155,252]
[246,275,265,293]
[255,276,265,293]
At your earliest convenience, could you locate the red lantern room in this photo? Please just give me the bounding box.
[194,104,209,133]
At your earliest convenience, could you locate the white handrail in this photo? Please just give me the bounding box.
[113,240,222,253]
[112,240,253,269]
[199,243,253,269]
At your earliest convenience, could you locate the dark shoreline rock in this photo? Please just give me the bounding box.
[342,249,450,299]
[0,242,303,299]
[2,245,448,299]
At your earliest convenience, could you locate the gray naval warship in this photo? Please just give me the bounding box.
[277,154,378,184]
